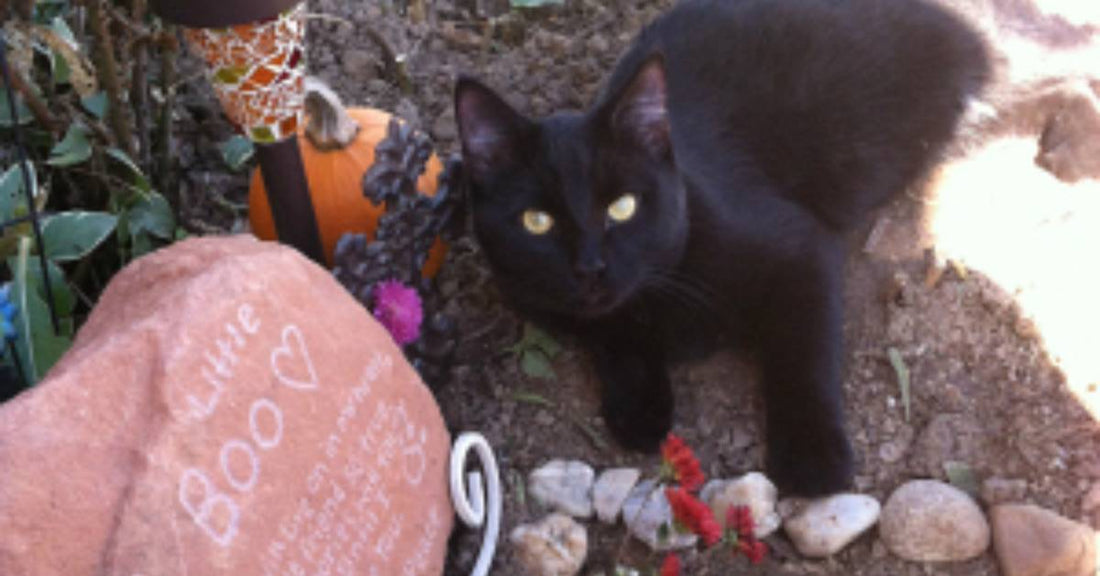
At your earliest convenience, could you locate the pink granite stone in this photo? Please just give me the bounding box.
[0,236,452,576]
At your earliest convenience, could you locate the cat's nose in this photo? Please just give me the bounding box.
[575,255,607,279]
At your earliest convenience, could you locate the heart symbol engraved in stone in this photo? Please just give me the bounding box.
[270,324,319,391]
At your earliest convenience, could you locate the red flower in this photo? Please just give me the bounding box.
[737,539,768,564]
[726,505,756,538]
[666,487,722,546]
[726,504,768,564]
[660,553,681,576]
[661,433,705,491]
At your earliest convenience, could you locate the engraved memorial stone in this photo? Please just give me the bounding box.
[0,236,453,576]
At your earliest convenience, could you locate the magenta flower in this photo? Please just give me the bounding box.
[372,280,423,345]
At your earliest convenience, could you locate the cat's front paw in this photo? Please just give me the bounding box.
[766,427,855,497]
[600,392,672,453]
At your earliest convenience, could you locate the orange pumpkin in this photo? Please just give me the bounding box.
[249,79,447,276]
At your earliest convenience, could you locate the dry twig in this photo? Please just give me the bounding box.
[87,0,135,158]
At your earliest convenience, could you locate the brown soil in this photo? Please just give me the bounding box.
[176,2,1100,575]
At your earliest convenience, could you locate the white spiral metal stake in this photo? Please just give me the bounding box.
[449,432,502,576]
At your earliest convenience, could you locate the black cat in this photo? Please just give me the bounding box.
[454,0,989,496]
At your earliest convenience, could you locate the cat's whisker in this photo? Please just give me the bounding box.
[642,268,717,319]
[650,268,715,303]
[643,276,701,310]
[658,268,720,301]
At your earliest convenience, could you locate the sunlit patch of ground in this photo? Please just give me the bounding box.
[924,136,1100,419]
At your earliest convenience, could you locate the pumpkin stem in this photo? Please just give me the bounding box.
[303,76,360,150]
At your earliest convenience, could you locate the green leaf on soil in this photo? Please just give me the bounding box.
[509,322,562,357]
[520,348,556,380]
[47,123,93,167]
[219,135,255,171]
[513,390,555,408]
[944,461,980,497]
[570,416,610,452]
[510,469,527,508]
[41,211,118,262]
[510,0,564,7]
[888,347,911,422]
[524,322,562,358]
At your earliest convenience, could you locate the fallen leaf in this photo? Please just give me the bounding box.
[944,460,980,497]
[888,347,911,422]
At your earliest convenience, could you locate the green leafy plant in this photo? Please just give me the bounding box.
[0,162,175,385]
[7,237,72,383]
[1,2,183,390]
[509,322,562,380]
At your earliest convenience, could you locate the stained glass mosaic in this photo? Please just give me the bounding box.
[183,3,306,143]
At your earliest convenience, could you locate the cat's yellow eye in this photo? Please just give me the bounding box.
[522,209,554,235]
[608,194,638,223]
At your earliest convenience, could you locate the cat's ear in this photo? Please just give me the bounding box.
[455,77,531,182]
[607,54,671,158]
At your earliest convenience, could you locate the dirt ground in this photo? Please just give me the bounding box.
[173,1,1100,575]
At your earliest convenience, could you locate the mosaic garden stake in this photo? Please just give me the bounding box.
[151,0,325,263]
